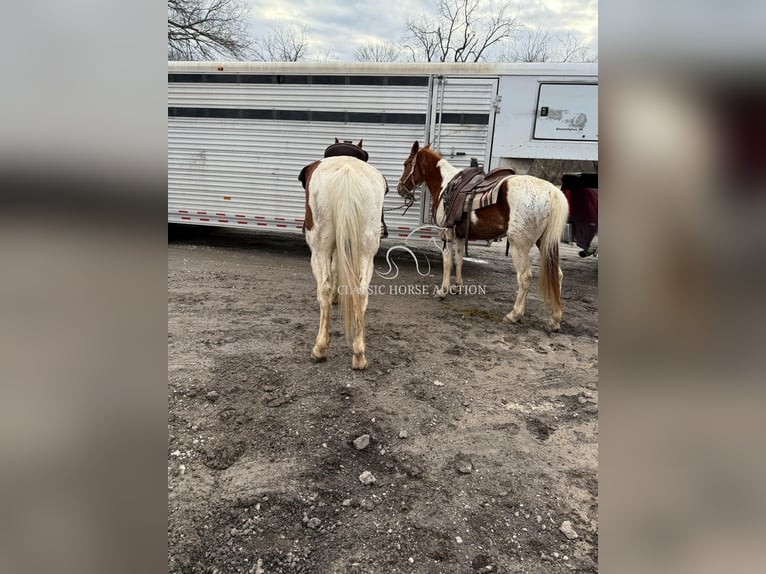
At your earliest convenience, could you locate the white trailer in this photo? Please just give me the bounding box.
[168,62,597,240]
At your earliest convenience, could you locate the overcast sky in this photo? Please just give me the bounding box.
[245,0,598,61]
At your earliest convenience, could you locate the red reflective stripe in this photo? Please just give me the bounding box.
[257,222,267,226]
[235,214,245,218]
[197,211,207,215]
[179,210,188,214]
[215,213,226,216]
[276,224,287,228]
[199,218,209,222]
[237,221,248,225]
[181,217,191,220]
[218,219,228,223]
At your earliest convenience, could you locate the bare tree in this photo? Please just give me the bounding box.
[168,0,253,60]
[502,26,553,62]
[556,32,597,63]
[404,0,519,62]
[499,26,596,63]
[253,21,311,62]
[353,41,403,62]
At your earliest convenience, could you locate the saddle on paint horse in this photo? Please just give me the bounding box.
[298,139,388,238]
[440,166,517,234]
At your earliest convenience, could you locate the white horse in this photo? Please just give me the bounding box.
[302,155,386,369]
[396,141,569,331]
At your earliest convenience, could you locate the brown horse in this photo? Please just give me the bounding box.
[396,141,569,331]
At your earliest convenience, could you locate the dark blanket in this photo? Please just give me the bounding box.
[561,173,598,251]
[323,142,369,162]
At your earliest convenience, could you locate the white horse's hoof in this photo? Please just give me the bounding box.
[433,289,447,300]
[503,313,520,323]
[352,355,368,370]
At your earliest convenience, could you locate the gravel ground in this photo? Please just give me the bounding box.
[168,226,598,573]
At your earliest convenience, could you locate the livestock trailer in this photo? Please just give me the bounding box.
[168,62,598,239]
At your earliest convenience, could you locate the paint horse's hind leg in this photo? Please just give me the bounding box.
[504,243,533,323]
[310,247,334,362]
[549,267,564,331]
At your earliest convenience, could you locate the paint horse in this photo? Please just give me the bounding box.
[396,141,569,331]
[299,141,386,369]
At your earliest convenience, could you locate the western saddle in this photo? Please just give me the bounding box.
[440,166,516,233]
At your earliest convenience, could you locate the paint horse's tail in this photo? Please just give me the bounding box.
[538,186,570,314]
[329,163,381,343]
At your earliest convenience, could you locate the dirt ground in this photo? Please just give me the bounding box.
[168,226,599,574]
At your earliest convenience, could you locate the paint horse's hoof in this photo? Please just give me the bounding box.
[547,319,561,332]
[310,352,327,363]
[503,312,521,323]
[433,288,447,300]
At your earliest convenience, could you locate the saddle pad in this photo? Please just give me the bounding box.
[464,186,500,211]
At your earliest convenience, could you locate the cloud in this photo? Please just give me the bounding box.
[515,0,598,47]
[245,0,598,60]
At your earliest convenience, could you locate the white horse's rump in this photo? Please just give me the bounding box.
[305,156,386,370]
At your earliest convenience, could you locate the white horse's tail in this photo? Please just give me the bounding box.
[331,164,368,344]
[538,186,569,310]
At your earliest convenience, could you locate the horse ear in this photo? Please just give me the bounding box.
[357,139,363,148]
[335,137,340,144]
[423,143,431,150]
[410,141,419,155]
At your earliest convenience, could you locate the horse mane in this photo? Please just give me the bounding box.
[415,146,445,175]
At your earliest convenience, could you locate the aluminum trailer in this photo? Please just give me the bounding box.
[168,62,597,239]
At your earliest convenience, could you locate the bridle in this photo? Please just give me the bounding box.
[396,152,419,209]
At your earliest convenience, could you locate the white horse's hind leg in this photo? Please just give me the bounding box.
[435,240,454,299]
[454,238,465,286]
[310,248,333,362]
[351,299,368,370]
[505,243,533,323]
[330,252,339,305]
[351,254,374,370]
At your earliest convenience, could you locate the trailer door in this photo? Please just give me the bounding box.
[423,75,499,222]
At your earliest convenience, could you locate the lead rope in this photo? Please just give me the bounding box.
[383,195,414,213]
